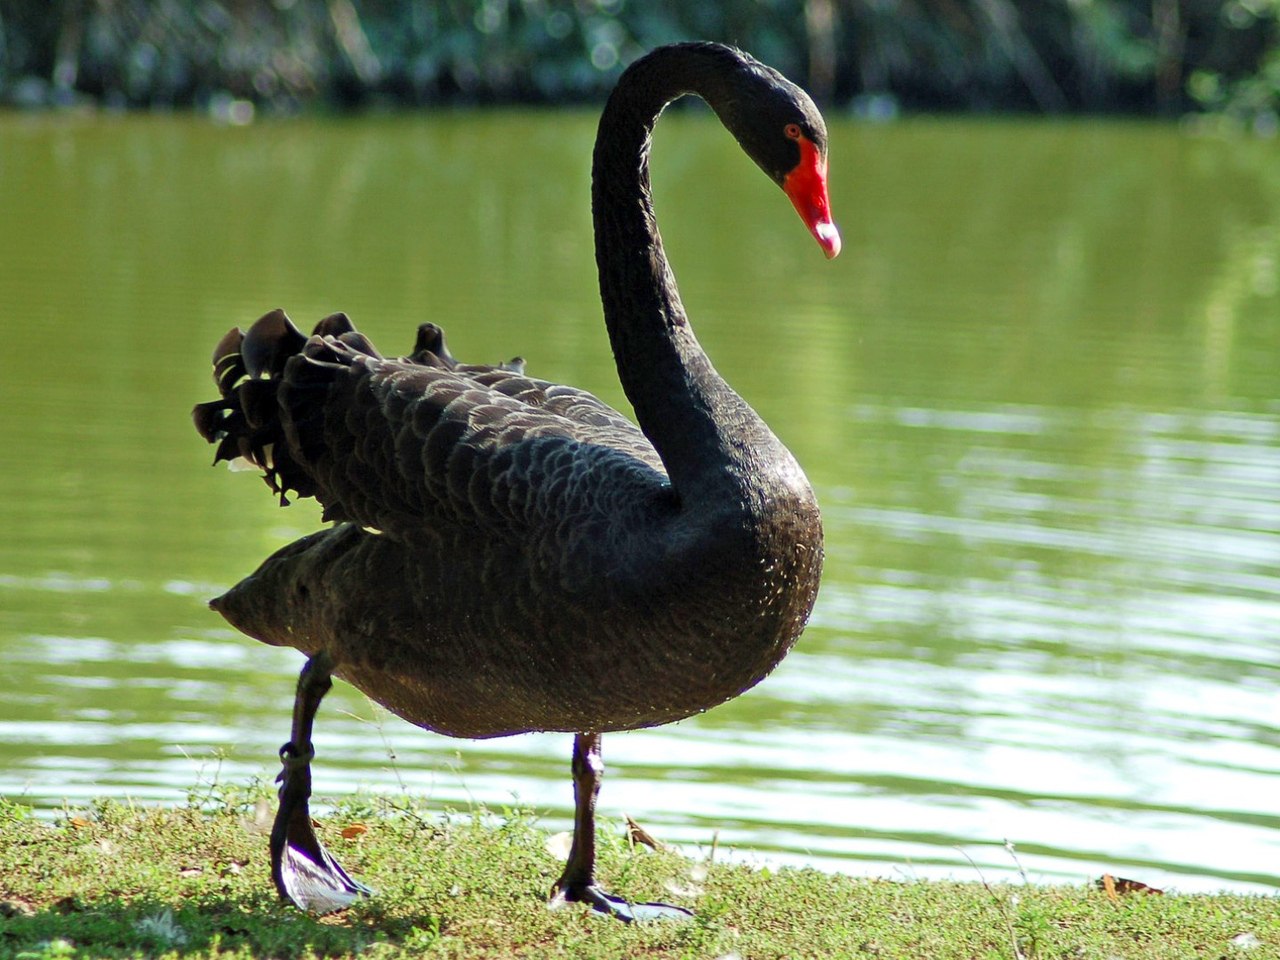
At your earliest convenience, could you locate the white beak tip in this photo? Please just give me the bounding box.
[815,221,842,259]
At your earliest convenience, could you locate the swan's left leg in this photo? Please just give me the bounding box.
[550,732,693,922]
[270,652,373,913]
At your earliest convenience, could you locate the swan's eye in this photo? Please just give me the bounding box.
[784,123,803,140]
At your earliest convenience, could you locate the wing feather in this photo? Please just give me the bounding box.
[194,311,669,545]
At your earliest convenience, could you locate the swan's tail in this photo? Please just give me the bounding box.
[193,309,383,505]
[193,308,519,510]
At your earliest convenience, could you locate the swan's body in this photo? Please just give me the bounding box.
[195,41,838,920]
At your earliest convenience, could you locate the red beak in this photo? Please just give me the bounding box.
[782,135,841,260]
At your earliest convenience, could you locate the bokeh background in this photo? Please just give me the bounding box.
[3,0,1279,121]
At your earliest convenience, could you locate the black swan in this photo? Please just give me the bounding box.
[193,41,839,922]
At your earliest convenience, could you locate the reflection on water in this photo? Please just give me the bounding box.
[0,112,1277,894]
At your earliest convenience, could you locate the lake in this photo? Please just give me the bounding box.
[0,108,1277,895]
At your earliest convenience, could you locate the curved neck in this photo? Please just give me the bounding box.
[592,44,783,505]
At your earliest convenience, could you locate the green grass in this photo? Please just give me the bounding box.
[0,789,1275,959]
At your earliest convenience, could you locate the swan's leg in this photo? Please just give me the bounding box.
[550,732,693,922]
[270,653,373,913]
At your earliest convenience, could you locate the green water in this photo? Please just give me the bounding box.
[1,110,1277,893]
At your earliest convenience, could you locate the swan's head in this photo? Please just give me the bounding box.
[713,59,842,260]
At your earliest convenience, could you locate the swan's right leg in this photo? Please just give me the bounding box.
[270,652,373,913]
[550,732,693,922]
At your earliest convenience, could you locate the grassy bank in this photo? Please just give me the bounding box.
[0,791,1275,959]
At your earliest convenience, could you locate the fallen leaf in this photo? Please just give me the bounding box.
[1097,873,1163,899]
[341,823,369,840]
[625,815,667,851]
[1099,874,1118,902]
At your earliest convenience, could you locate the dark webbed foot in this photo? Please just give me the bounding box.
[272,742,373,913]
[270,656,373,914]
[551,881,694,922]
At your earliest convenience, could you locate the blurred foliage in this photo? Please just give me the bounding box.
[1186,0,1280,130]
[0,0,1277,119]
